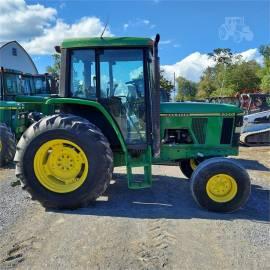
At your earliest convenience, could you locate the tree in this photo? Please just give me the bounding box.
[208,48,243,91]
[197,67,217,98]
[224,60,261,93]
[258,45,270,93]
[197,48,262,98]
[46,54,61,76]
[160,69,174,101]
[176,76,198,101]
[260,75,270,93]
[208,48,234,65]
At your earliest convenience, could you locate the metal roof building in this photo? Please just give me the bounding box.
[0,41,38,74]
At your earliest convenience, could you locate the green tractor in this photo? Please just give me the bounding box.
[0,68,56,166]
[0,68,26,166]
[14,35,251,212]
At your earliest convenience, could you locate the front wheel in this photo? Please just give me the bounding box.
[191,158,250,213]
[0,123,16,167]
[15,114,113,209]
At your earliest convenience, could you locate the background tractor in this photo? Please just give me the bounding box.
[0,67,56,166]
[15,35,251,212]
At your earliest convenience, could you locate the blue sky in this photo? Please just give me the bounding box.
[1,0,269,81]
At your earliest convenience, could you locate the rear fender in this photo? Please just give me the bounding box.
[45,98,127,153]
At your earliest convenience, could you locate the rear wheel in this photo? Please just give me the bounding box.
[15,114,113,209]
[191,158,250,212]
[0,123,16,167]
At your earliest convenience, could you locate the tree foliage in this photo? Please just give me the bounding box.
[46,54,61,76]
[160,69,174,101]
[258,45,270,93]
[196,47,264,98]
[208,48,234,65]
[176,76,198,101]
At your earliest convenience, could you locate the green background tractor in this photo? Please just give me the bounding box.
[0,67,56,166]
[14,35,251,212]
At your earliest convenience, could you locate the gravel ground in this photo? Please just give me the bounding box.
[0,166,29,234]
[0,146,269,270]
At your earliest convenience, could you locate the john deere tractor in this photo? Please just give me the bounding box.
[14,35,251,212]
[0,67,55,166]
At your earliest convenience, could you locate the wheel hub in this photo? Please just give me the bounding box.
[46,146,84,184]
[206,174,238,203]
[34,139,89,193]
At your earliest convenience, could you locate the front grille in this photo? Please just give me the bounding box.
[192,118,208,144]
[220,118,234,144]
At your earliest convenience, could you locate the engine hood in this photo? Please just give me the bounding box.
[160,102,243,115]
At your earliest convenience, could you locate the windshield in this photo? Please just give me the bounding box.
[3,73,23,95]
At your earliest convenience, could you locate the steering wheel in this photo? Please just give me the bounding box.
[114,95,128,103]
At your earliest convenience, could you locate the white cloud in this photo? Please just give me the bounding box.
[0,0,57,40]
[160,40,172,45]
[22,17,113,55]
[162,52,215,82]
[237,48,264,65]
[143,20,150,25]
[0,0,113,55]
[123,18,155,31]
[162,48,263,83]
[130,66,143,80]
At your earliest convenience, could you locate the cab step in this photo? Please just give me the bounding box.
[126,146,152,189]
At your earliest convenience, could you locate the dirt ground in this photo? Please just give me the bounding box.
[0,146,269,270]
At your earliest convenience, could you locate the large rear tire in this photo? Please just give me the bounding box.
[191,158,250,213]
[15,114,113,209]
[0,123,16,167]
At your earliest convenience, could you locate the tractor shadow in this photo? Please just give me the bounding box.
[234,158,270,172]
[0,163,15,170]
[56,172,270,223]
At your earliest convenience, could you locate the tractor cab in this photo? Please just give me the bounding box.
[53,36,161,188]
[58,36,160,152]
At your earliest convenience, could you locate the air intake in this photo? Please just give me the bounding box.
[192,118,208,144]
[220,118,233,144]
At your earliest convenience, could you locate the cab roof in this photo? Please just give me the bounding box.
[61,37,154,49]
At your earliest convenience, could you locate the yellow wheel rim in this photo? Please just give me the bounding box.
[190,159,198,171]
[0,140,2,153]
[34,139,89,193]
[206,174,238,203]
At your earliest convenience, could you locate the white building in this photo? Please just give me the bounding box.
[0,41,38,74]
